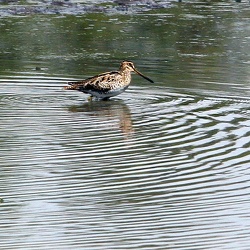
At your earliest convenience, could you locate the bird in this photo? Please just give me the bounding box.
[64,61,154,100]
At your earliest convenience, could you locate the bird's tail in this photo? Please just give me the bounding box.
[64,82,78,90]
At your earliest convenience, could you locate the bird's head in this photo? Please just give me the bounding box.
[120,61,154,83]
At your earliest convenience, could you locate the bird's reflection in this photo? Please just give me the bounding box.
[68,100,134,140]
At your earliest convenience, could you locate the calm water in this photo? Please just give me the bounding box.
[0,1,250,249]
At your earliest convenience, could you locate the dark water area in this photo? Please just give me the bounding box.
[0,1,250,249]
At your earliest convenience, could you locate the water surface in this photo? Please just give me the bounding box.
[0,1,250,249]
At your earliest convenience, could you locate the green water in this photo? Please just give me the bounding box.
[1,4,249,93]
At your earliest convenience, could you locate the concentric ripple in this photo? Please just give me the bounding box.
[0,75,250,250]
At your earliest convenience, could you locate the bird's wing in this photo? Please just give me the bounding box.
[65,71,122,92]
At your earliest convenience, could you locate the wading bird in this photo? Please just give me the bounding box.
[64,61,154,100]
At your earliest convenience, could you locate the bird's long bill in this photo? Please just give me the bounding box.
[133,68,154,83]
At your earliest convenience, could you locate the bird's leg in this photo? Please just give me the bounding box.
[88,95,93,102]
[102,97,110,101]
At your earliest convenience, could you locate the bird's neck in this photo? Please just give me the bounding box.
[120,69,132,85]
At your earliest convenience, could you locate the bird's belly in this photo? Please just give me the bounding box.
[88,86,128,99]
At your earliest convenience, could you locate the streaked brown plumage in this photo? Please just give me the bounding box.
[64,61,154,100]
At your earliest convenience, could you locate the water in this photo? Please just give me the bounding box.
[0,1,250,249]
